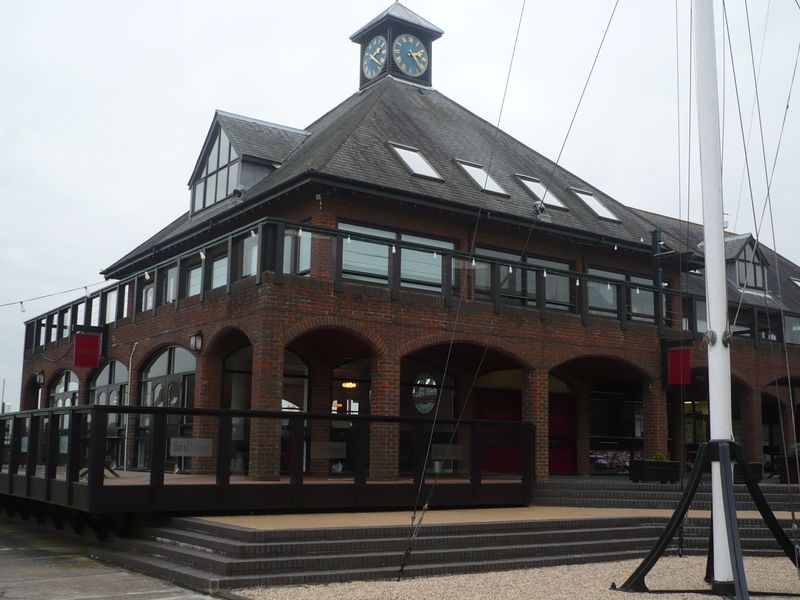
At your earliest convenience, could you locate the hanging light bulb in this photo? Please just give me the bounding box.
[346,235,351,244]
[542,269,547,279]
[144,270,151,281]
[433,250,438,259]
[471,258,476,267]
[84,286,90,298]
[613,244,618,251]
[575,278,581,287]
[19,301,25,313]
[636,287,641,295]
[607,282,611,290]
[250,230,257,238]
[298,227,303,237]
[508,265,513,274]
[199,251,206,261]
[391,244,396,254]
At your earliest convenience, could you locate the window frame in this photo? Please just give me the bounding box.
[455,159,509,196]
[388,142,444,181]
[572,188,621,222]
[516,175,568,210]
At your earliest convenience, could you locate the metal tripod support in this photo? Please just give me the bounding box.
[616,440,798,599]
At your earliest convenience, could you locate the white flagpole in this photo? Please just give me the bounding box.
[692,0,735,585]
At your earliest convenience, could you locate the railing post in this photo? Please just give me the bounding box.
[150,412,166,498]
[389,244,401,301]
[255,222,264,285]
[25,415,40,496]
[46,414,59,500]
[226,236,235,294]
[579,276,588,325]
[88,407,107,491]
[290,415,304,499]
[354,418,368,486]
[8,417,22,492]
[471,422,482,500]
[216,414,232,489]
[441,252,453,307]
[522,423,535,503]
[491,262,501,314]
[199,248,207,301]
[332,234,344,293]
[274,224,285,284]
[536,269,547,320]
[617,283,628,330]
[413,421,427,488]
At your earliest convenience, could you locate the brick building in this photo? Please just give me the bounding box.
[16,4,800,494]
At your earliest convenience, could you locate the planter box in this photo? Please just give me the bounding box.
[629,460,680,483]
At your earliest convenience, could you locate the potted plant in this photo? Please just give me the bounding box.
[629,453,681,483]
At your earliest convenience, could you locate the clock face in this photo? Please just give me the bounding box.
[392,33,428,77]
[362,35,387,79]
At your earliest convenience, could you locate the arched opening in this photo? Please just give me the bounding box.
[551,356,650,476]
[284,327,376,477]
[89,361,129,469]
[136,347,196,471]
[401,342,528,477]
[48,370,79,408]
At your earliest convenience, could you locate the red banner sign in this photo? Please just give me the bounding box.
[73,332,101,369]
[667,347,692,386]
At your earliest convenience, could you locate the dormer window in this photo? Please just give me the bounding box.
[517,175,567,209]
[192,128,240,213]
[456,161,507,195]
[573,189,620,222]
[389,143,442,180]
[736,244,765,289]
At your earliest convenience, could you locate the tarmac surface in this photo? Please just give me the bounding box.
[0,517,211,600]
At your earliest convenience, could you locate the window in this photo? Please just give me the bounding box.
[48,371,79,408]
[791,278,800,289]
[211,256,228,289]
[574,189,620,221]
[412,374,437,415]
[191,127,240,213]
[283,228,311,275]
[517,176,567,209]
[163,266,178,303]
[242,234,259,277]
[736,244,765,289]
[142,285,155,311]
[389,144,442,180]
[457,161,507,195]
[104,290,117,324]
[784,315,800,344]
[187,265,202,296]
[400,233,455,291]
[587,268,626,315]
[339,222,395,283]
[475,247,522,298]
[526,257,571,309]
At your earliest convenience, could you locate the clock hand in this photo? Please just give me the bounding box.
[408,50,424,70]
[369,51,383,66]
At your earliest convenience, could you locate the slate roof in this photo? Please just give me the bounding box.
[216,111,309,165]
[350,2,444,40]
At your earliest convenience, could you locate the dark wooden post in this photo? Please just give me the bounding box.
[25,415,40,496]
[689,296,698,333]
[441,252,453,307]
[226,236,235,294]
[471,422,482,500]
[274,224,285,285]
[579,276,589,325]
[99,292,108,326]
[354,418,368,486]
[149,412,166,492]
[255,223,264,285]
[536,269,547,320]
[617,283,628,329]
[216,414,232,490]
[752,307,760,348]
[88,408,107,495]
[522,423,535,503]
[45,414,59,500]
[8,417,23,492]
[491,262,501,314]
[290,416,304,496]
[413,421,427,489]
[332,235,344,293]
[389,244,400,300]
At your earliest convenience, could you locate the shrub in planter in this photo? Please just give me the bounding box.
[629,454,680,483]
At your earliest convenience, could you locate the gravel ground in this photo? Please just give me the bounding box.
[237,557,800,600]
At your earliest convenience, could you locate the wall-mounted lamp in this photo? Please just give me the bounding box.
[341,381,357,389]
[188,331,203,353]
[35,371,45,385]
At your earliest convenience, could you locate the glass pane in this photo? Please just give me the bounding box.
[113,362,129,385]
[65,371,79,392]
[227,161,239,195]
[164,267,178,303]
[391,145,442,179]
[475,248,521,295]
[216,166,228,202]
[62,309,71,338]
[458,162,506,195]
[298,232,311,273]
[193,180,205,212]
[574,189,620,221]
[696,300,708,332]
[95,363,112,387]
[526,257,570,306]
[104,290,117,324]
[242,235,258,277]
[187,266,201,296]
[206,173,217,206]
[518,176,566,208]
[211,256,228,289]
[172,348,196,374]
[208,135,219,173]
[785,315,800,344]
[143,287,154,311]
[218,129,230,167]
[152,384,165,408]
[145,351,170,379]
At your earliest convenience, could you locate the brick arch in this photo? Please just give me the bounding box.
[758,374,800,395]
[204,326,254,360]
[282,317,388,358]
[130,338,189,377]
[548,352,658,382]
[398,333,534,371]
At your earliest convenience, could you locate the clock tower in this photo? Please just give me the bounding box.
[350,2,443,90]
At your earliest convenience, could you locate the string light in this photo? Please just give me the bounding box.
[543,270,547,278]
[298,227,303,237]
[575,278,581,287]
[636,287,640,295]
[19,301,25,313]
[199,251,206,261]
[613,244,618,251]
[346,235,351,244]
[391,245,396,254]
[250,230,257,238]
[84,286,90,298]
[143,271,151,281]
[508,265,513,274]
[0,281,106,310]
[433,250,438,259]
[471,258,476,267]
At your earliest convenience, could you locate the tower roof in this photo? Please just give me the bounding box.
[350,2,443,42]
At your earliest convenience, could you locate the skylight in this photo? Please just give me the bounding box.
[791,278,800,289]
[389,144,442,180]
[573,189,620,221]
[457,161,507,195]
[517,176,567,209]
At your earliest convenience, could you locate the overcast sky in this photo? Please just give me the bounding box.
[1,1,798,411]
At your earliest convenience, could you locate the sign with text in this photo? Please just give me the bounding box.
[169,437,213,457]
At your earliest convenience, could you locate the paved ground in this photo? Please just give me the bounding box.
[0,517,211,600]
